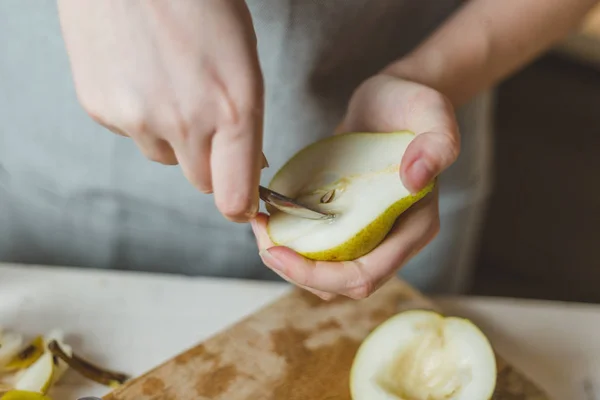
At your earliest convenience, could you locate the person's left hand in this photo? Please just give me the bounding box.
[250,73,460,300]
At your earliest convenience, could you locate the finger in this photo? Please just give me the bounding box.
[250,212,274,251]
[260,247,368,298]
[356,187,440,285]
[251,214,364,295]
[171,132,214,194]
[211,108,263,222]
[252,189,439,299]
[400,95,460,193]
[342,75,460,193]
[111,110,179,165]
[250,214,336,301]
[266,264,337,301]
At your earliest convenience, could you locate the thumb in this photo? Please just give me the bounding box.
[400,131,460,194]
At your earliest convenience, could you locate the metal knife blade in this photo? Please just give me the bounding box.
[258,185,333,220]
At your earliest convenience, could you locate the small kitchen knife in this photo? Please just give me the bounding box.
[258,185,333,220]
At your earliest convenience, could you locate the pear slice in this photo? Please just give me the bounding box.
[13,353,54,394]
[0,330,24,369]
[3,337,45,372]
[350,310,497,400]
[266,131,434,261]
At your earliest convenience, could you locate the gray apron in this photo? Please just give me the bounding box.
[0,0,493,293]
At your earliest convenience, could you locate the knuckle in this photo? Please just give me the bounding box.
[444,134,461,162]
[78,91,152,138]
[111,96,150,137]
[344,262,375,300]
[347,281,374,300]
[77,95,105,125]
[167,111,195,142]
[160,106,214,143]
[121,113,149,137]
[423,133,460,171]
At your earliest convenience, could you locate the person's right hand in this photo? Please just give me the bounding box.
[57,0,265,222]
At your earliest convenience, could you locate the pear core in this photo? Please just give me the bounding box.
[266,131,434,261]
[350,310,497,400]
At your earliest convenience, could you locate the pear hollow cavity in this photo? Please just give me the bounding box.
[266,131,434,261]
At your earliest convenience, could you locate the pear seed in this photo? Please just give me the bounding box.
[320,190,335,204]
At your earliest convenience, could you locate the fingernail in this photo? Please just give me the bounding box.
[246,194,260,219]
[261,152,269,169]
[407,159,432,194]
[260,248,285,272]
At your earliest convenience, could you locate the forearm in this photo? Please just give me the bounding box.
[386,0,599,107]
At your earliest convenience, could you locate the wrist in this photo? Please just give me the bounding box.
[382,45,487,109]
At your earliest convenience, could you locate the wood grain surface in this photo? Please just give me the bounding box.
[103,278,550,400]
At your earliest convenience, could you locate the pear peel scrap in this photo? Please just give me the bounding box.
[0,329,130,400]
[3,337,45,372]
[47,340,129,389]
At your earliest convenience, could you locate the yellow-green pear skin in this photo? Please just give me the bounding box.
[265,131,437,262]
[0,391,52,400]
[268,180,435,261]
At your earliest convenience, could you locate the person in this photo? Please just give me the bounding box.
[0,0,596,300]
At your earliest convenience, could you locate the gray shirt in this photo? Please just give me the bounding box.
[0,0,492,286]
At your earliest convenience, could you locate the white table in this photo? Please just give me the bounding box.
[1,264,599,399]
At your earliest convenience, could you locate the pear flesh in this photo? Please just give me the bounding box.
[350,310,497,400]
[267,132,434,261]
[12,353,54,394]
[0,330,24,369]
[0,330,72,399]
[3,337,45,372]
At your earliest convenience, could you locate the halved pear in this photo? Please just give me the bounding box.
[0,330,24,369]
[266,131,434,261]
[13,353,54,394]
[350,310,497,400]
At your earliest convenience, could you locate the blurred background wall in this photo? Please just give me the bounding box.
[470,5,600,304]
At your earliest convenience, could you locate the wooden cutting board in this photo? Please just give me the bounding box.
[103,278,550,400]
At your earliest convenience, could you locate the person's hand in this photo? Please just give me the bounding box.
[251,73,460,300]
[57,0,265,222]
